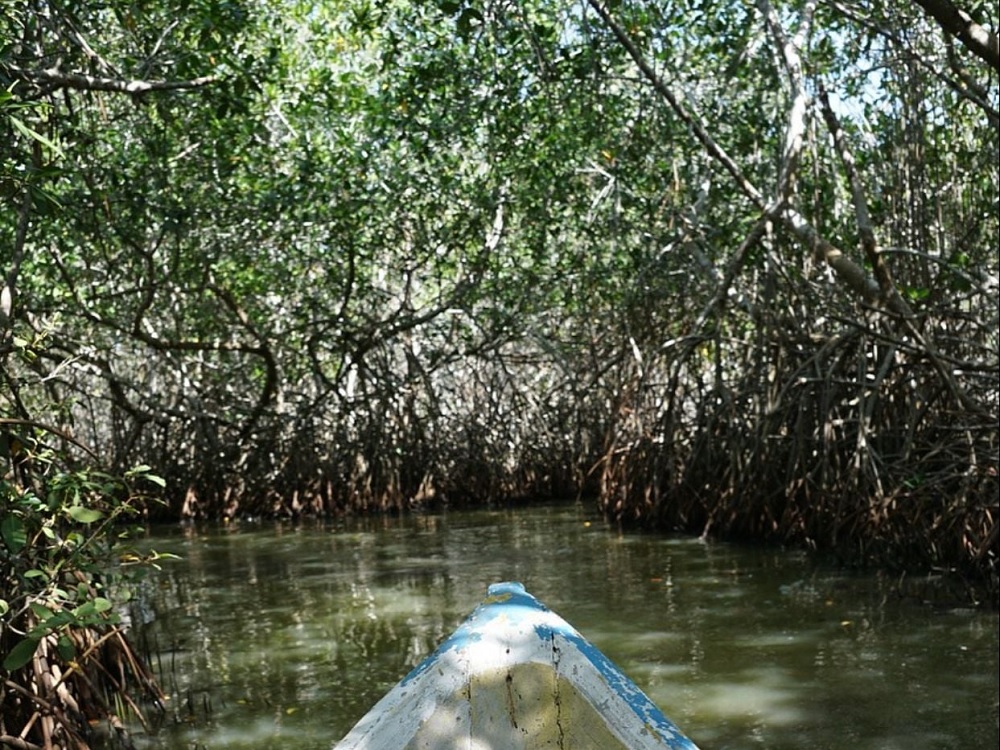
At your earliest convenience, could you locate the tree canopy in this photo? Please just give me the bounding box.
[3,0,997,569]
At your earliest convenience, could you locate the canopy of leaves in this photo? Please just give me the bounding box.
[2,0,996,591]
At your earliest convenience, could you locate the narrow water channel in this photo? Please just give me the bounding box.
[131,503,998,749]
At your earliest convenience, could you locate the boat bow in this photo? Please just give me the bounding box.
[336,581,700,749]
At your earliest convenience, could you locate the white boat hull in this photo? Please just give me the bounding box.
[335,581,700,749]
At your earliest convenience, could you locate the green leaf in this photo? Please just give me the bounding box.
[0,599,9,616]
[73,601,97,619]
[1,515,26,553]
[56,634,76,661]
[145,473,167,488]
[67,505,104,523]
[3,637,40,671]
[36,610,74,633]
[72,597,112,620]
[127,465,166,487]
[9,115,64,156]
[151,550,181,561]
[30,602,55,621]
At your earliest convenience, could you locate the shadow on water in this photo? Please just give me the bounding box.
[129,504,999,750]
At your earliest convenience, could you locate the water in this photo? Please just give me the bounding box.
[129,503,998,749]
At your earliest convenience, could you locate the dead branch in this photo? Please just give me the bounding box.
[4,65,218,95]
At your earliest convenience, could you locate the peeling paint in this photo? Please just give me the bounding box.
[335,581,700,750]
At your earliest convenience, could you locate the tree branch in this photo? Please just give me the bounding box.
[817,83,907,311]
[0,417,97,458]
[208,282,280,441]
[0,732,44,750]
[585,0,765,208]
[910,0,1000,71]
[829,0,999,127]
[587,0,912,317]
[4,65,218,95]
[757,0,815,207]
[1,184,32,347]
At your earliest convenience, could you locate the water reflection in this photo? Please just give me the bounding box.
[132,504,999,750]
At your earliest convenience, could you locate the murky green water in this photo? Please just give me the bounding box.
[131,503,998,749]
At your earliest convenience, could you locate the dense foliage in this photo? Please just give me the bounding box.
[2,1,998,733]
[3,0,996,526]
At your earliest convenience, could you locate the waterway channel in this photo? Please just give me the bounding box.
[131,502,998,749]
